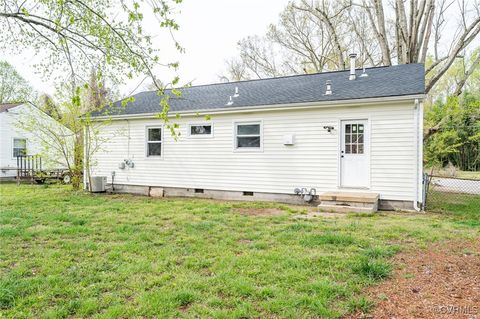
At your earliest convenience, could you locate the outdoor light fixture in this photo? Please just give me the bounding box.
[323,125,334,133]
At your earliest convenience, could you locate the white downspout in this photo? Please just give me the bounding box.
[413,99,423,212]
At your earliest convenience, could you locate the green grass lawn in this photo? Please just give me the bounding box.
[0,184,479,318]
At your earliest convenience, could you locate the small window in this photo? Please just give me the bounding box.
[344,123,364,154]
[235,122,262,149]
[13,138,27,157]
[146,127,162,157]
[189,124,212,137]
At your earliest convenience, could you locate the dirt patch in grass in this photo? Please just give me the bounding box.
[233,207,286,216]
[293,211,347,219]
[346,239,480,319]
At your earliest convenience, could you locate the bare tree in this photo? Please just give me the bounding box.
[224,58,249,81]
[225,0,480,96]
[425,0,480,92]
[452,53,480,96]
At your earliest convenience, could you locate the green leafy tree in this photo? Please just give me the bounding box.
[0,61,36,103]
[17,74,114,190]
[0,0,182,89]
[2,0,183,189]
[424,93,480,171]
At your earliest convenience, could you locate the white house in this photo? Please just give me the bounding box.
[0,102,68,180]
[88,58,425,211]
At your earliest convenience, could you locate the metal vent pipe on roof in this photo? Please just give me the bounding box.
[349,53,357,80]
[226,96,234,106]
[325,80,332,95]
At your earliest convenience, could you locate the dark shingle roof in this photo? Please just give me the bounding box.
[0,102,22,113]
[97,64,424,117]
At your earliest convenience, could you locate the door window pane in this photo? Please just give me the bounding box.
[358,134,364,143]
[344,123,365,155]
[358,144,364,154]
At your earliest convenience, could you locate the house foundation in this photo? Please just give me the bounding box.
[104,183,416,211]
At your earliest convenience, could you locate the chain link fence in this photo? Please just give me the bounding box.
[424,174,480,211]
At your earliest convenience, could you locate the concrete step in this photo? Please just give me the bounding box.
[318,191,380,213]
[317,204,376,213]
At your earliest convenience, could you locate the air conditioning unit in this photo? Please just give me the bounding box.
[90,176,107,192]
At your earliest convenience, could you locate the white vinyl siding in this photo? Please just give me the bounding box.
[1,104,71,178]
[91,102,418,201]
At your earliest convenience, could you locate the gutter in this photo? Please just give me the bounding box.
[90,94,425,121]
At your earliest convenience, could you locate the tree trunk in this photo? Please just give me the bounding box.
[72,131,84,190]
[364,0,392,66]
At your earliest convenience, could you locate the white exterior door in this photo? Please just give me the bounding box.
[340,120,369,188]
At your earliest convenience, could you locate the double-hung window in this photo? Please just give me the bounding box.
[235,122,262,150]
[146,127,162,157]
[13,138,27,157]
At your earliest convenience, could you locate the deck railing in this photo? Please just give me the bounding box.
[16,155,42,184]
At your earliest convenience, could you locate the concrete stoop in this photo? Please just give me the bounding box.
[318,191,379,213]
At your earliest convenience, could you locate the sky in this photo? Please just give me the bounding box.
[3,0,291,97]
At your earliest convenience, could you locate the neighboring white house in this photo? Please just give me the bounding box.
[0,102,68,179]
[88,59,425,211]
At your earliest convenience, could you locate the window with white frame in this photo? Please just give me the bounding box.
[146,127,162,157]
[189,124,212,137]
[13,138,27,157]
[235,122,262,149]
